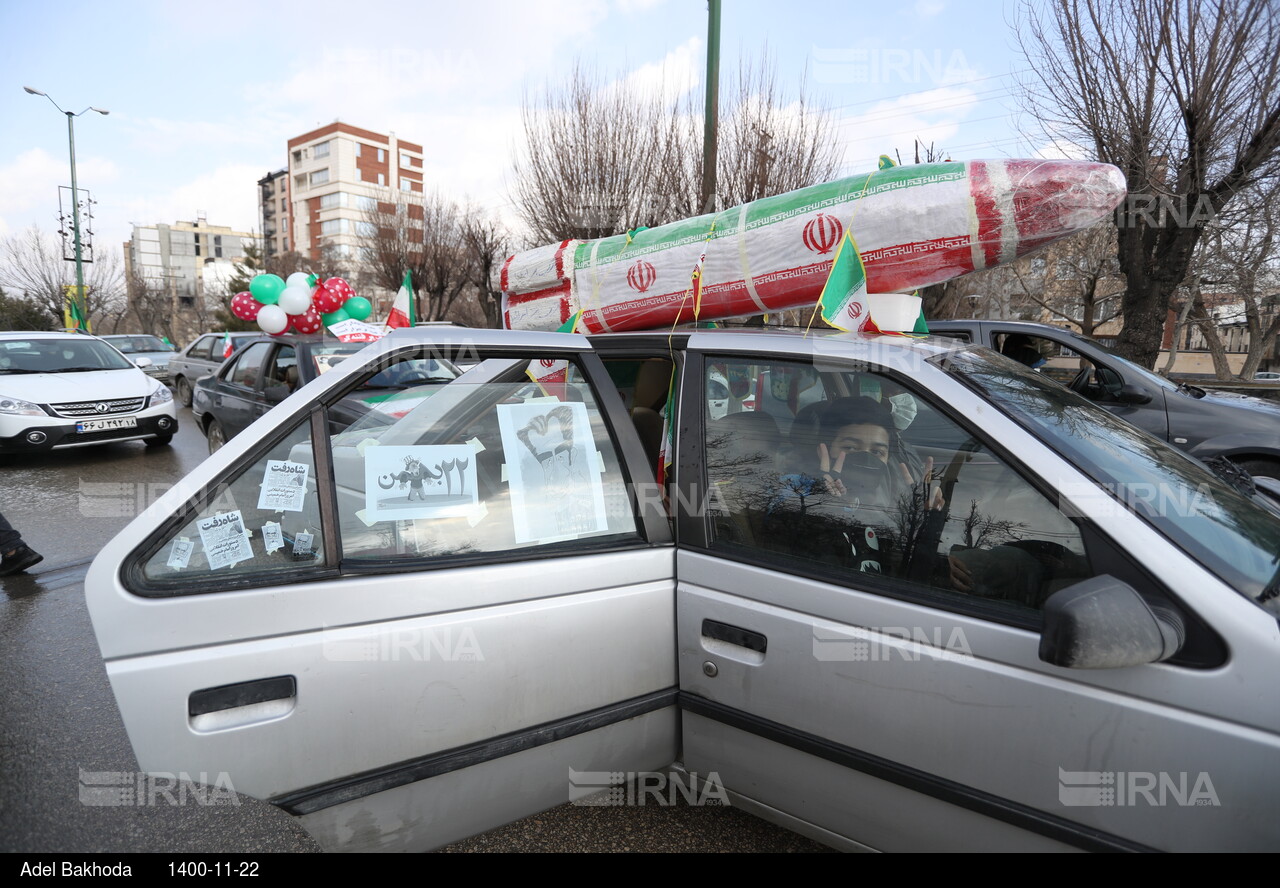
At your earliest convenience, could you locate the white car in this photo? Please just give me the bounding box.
[85,327,1280,852]
[0,332,178,453]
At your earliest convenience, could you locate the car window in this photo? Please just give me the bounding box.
[702,356,1091,618]
[187,336,214,361]
[0,339,134,373]
[137,419,326,589]
[266,346,298,394]
[227,343,272,389]
[326,351,643,564]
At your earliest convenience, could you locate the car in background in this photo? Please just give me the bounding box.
[1255,371,1280,381]
[191,334,456,453]
[86,326,1280,852]
[168,332,260,407]
[928,319,1280,481]
[99,334,177,385]
[0,331,177,453]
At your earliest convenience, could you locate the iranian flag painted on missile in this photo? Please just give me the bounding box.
[501,159,1127,333]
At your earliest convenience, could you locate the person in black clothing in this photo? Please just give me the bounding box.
[766,397,956,583]
[0,510,42,576]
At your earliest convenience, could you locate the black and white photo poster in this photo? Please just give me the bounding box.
[497,401,607,544]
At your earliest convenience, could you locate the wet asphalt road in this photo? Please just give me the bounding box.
[0,407,826,854]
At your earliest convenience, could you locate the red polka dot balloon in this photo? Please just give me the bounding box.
[230,291,262,321]
[290,308,324,335]
[324,278,356,302]
[312,284,344,314]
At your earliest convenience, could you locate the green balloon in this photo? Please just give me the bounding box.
[250,273,286,305]
[343,296,373,321]
[321,309,350,326]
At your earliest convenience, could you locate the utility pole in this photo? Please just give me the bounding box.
[700,0,722,216]
[24,87,109,332]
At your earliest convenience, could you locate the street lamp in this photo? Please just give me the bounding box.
[24,86,109,332]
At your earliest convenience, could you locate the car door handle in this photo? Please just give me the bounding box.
[701,619,767,654]
[189,675,296,717]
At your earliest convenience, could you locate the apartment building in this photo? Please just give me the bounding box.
[124,215,254,342]
[283,122,424,267]
[258,168,289,260]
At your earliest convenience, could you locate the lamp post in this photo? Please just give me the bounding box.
[24,87,109,332]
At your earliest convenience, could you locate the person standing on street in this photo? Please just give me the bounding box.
[0,510,42,576]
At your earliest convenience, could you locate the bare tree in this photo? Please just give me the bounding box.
[1173,182,1280,377]
[1015,0,1280,368]
[358,191,480,323]
[511,53,844,245]
[0,226,125,330]
[461,208,509,329]
[711,55,845,208]
[999,225,1126,338]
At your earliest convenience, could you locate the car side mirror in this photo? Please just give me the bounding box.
[1114,384,1152,405]
[1039,576,1183,668]
[135,358,153,369]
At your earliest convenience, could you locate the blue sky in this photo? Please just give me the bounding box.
[1,0,1047,254]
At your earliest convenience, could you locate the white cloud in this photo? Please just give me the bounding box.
[617,0,668,13]
[914,0,947,19]
[616,37,703,103]
[104,164,265,251]
[0,149,120,241]
[833,86,984,169]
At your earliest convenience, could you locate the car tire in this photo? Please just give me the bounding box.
[175,377,193,408]
[1235,458,1280,484]
[206,419,227,455]
[145,435,173,449]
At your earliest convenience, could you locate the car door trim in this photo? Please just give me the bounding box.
[678,692,1154,853]
[273,688,680,815]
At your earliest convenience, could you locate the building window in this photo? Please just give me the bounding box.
[310,169,330,186]
[356,221,377,237]
[320,219,348,236]
[292,150,302,163]
[314,141,331,158]
[400,152,414,167]
[377,173,386,186]
[319,192,348,210]
[377,148,385,163]
[357,196,378,212]
[400,178,412,192]
[355,143,362,157]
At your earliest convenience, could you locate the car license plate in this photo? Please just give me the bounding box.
[76,417,138,433]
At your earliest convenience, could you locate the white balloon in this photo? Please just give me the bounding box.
[257,304,289,334]
[278,284,313,316]
[286,272,312,289]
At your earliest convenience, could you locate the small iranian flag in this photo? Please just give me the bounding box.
[222,331,235,358]
[385,271,415,330]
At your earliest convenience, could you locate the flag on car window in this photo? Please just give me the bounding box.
[385,271,415,330]
[222,332,234,359]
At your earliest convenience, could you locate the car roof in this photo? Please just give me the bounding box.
[0,331,99,341]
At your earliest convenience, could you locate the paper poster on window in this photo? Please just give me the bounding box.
[292,530,314,558]
[262,522,284,554]
[197,510,254,570]
[257,460,309,512]
[497,401,608,544]
[365,445,479,521]
[166,537,193,570]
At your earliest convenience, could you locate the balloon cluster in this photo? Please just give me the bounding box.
[229,273,373,336]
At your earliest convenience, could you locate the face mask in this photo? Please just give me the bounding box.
[888,393,917,429]
[839,450,894,507]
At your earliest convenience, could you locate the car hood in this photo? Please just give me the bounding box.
[1197,388,1280,417]
[1,369,155,403]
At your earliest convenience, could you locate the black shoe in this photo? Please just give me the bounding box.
[0,545,43,577]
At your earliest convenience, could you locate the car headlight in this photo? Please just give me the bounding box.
[0,395,45,416]
[150,384,174,406]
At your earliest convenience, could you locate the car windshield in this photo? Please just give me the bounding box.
[107,336,173,354]
[940,348,1280,612]
[0,339,136,373]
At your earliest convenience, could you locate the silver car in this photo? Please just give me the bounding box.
[85,327,1280,852]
